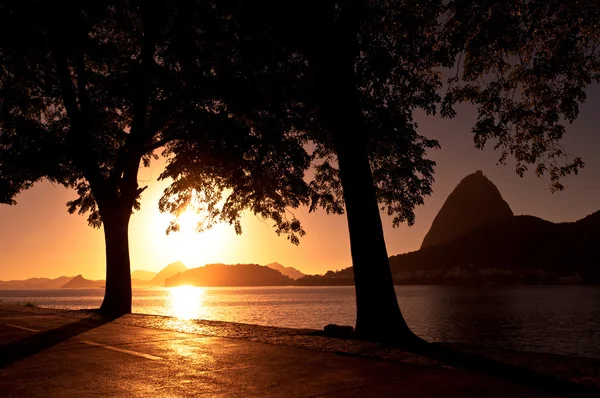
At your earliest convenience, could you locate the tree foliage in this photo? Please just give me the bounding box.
[159,1,444,239]
[2,0,597,322]
[0,0,316,244]
[443,0,600,191]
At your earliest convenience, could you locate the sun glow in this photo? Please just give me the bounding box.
[177,208,203,232]
[154,206,233,267]
[168,285,206,320]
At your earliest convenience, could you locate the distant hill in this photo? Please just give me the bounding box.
[60,275,104,288]
[421,170,513,249]
[131,270,156,281]
[296,270,353,286]
[296,211,600,286]
[295,170,600,286]
[34,276,76,289]
[151,261,188,286]
[164,263,294,287]
[389,211,600,284]
[266,262,305,280]
[0,276,74,289]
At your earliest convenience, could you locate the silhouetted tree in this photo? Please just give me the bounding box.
[168,1,597,344]
[211,1,599,343]
[2,0,595,341]
[443,0,600,191]
[0,1,313,316]
[162,2,443,344]
[301,1,446,342]
[156,2,442,343]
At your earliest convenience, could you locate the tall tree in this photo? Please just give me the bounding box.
[304,1,445,342]
[0,0,313,316]
[216,0,598,342]
[192,1,445,342]
[162,1,598,344]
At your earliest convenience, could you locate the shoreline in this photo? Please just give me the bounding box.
[2,303,599,392]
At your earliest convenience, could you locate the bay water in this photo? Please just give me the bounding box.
[1,285,599,359]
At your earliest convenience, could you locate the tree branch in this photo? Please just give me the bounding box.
[75,52,91,117]
[118,0,162,204]
[51,40,105,196]
[144,137,174,152]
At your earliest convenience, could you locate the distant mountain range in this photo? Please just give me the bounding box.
[0,276,74,290]
[60,275,104,289]
[266,262,305,280]
[165,263,294,287]
[387,211,600,285]
[9,169,591,289]
[0,260,187,289]
[151,261,187,286]
[0,261,306,289]
[131,270,156,281]
[295,171,600,286]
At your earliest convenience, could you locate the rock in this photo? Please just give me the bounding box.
[323,324,354,338]
[421,170,513,249]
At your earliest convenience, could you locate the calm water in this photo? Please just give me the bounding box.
[1,286,599,359]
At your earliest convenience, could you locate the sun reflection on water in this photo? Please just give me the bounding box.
[168,285,205,320]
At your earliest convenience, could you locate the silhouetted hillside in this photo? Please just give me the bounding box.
[266,262,305,280]
[0,276,74,289]
[164,263,294,287]
[298,211,600,285]
[421,170,513,249]
[390,211,600,284]
[60,275,104,288]
[131,270,156,281]
[295,270,354,286]
[151,261,187,286]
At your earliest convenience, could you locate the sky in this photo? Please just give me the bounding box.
[1,86,599,281]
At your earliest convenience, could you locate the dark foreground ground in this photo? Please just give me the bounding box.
[0,305,598,397]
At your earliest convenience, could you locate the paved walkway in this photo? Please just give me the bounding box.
[0,307,561,397]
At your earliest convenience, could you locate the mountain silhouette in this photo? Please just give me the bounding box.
[150,261,187,286]
[296,171,599,286]
[389,211,600,284]
[131,270,156,281]
[0,276,74,289]
[297,210,600,286]
[266,262,305,280]
[164,263,293,287]
[60,275,104,288]
[421,170,513,249]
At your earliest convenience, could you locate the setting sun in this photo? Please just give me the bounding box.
[177,208,203,233]
[168,285,206,320]
[152,206,233,267]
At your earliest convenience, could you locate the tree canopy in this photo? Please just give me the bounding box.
[1,0,597,329]
[0,0,320,314]
[443,0,600,191]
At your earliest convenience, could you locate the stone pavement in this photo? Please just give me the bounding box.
[0,307,577,397]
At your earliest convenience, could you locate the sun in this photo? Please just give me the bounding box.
[162,207,231,267]
[168,285,206,320]
[177,208,202,232]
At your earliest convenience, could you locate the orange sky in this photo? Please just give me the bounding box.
[1,87,599,281]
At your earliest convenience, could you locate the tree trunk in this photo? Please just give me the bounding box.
[309,4,418,343]
[99,207,132,317]
[324,90,416,342]
[334,133,416,343]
